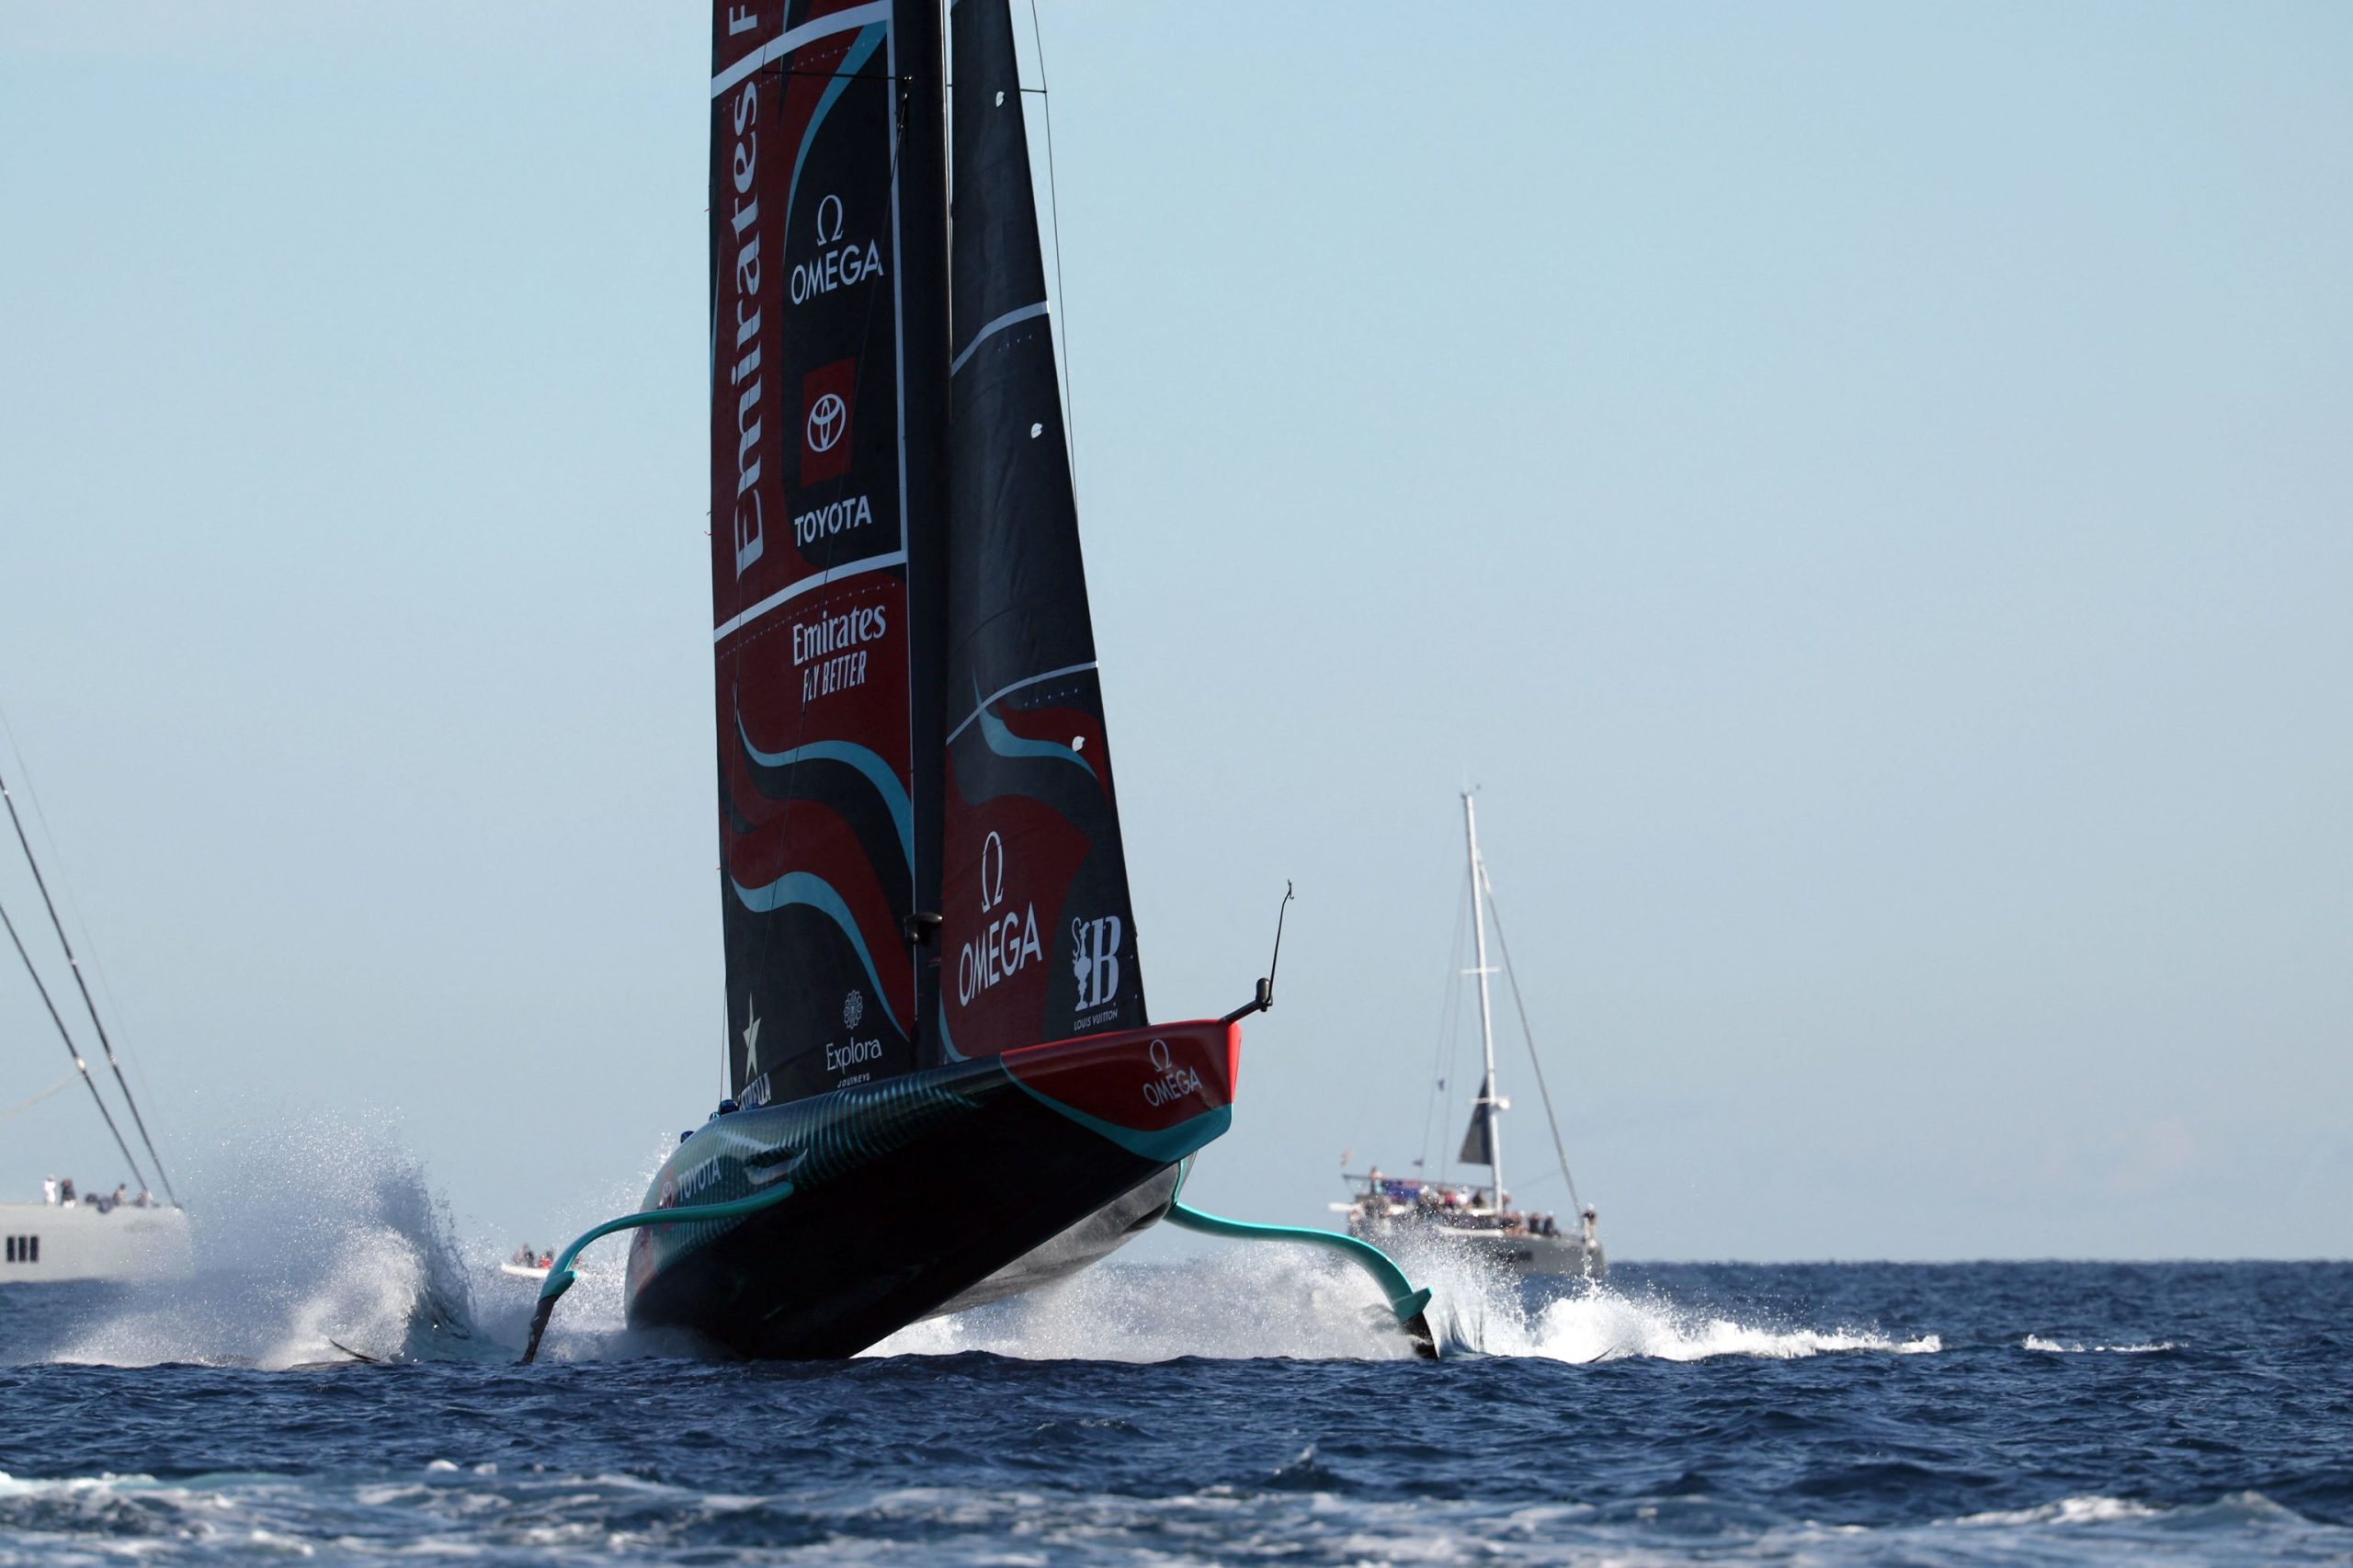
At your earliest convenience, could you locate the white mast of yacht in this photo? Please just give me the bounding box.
[1461,790,1506,1211]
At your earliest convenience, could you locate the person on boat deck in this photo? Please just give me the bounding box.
[59,1177,76,1205]
[538,1251,553,1268]
[42,1176,58,1205]
[135,1189,152,1208]
[1582,1206,1598,1244]
[113,1183,129,1208]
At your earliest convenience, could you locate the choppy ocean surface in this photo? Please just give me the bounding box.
[0,1165,2346,1563]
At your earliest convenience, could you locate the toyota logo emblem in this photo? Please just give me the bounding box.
[1148,1038,1174,1074]
[806,392,847,453]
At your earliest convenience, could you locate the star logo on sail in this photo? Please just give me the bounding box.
[741,997,763,1075]
[842,989,865,1029]
[800,358,858,485]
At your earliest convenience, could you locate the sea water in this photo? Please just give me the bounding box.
[0,1151,2347,1563]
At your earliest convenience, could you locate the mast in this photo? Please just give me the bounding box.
[1463,790,1504,1210]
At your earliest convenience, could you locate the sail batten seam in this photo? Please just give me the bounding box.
[949,301,1050,376]
[944,660,1097,744]
[710,1,893,98]
[713,549,911,643]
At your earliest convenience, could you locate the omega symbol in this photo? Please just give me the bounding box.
[815,193,845,245]
[979,831,1006,913]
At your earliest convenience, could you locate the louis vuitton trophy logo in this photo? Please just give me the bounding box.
[1070,915,1123,1012]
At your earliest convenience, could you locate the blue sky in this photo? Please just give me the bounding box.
[2,3,2347,1260]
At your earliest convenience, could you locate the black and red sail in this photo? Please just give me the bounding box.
[709,0,948,1107]
[709,0,1140,1103]
[938,0,1147,1060]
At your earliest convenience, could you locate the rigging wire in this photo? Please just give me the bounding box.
[1479,867,1585,1216]
[1,1071,78,1122]
[0,761,178,1205]
[1025,0,1079,491]
[0,706,160,1128]
[0,892,149,1190]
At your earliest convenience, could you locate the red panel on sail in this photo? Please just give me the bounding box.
[710,0,941,1106]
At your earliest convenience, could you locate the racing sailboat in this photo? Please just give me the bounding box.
[515,0,1432,1362]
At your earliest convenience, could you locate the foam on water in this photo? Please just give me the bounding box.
[870,1241,1939,1363]
[2022,1334,2176,1354]
[32,1119,478,1369]
[870,1244,1428,1360]
[22,1119,1937,1372]
[1504,1285,1940,1362]
[1952,1494,2165,1526]
[21,1119,689,1370]
[0,1468,2336,1567]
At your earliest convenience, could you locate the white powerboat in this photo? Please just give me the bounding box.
[0,1197,191,1284]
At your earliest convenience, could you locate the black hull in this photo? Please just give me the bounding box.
[624,1023,1237,1358]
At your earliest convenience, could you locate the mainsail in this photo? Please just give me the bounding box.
[939,0,1147,1058]
[710,0,949,1108]
[1458,1077,1496,1166]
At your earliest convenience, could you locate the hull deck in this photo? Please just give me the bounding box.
[624,1021,1236,1358]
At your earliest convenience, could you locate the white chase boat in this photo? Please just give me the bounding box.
[2,754,189,1284]
[0,1195,190,1285]
[1338,793,1606,1279]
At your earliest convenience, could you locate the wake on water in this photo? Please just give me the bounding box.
[15,1124,1935,1370]
[870,1238,1939,1363]
[37,1122,485,1370]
